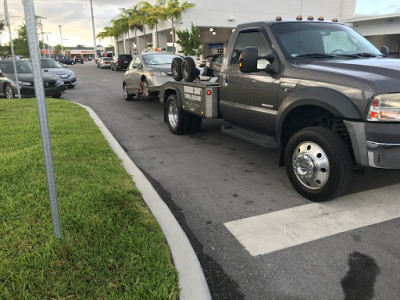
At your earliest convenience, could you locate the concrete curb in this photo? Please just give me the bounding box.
[77,103,211,300]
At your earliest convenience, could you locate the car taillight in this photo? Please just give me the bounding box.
[117,60,122,63]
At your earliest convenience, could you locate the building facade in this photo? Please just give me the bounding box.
[344,13,400,57]
[113,0,400,59]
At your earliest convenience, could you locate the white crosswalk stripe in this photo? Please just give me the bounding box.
[224,184,400,257]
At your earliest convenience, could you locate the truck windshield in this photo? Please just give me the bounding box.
[270,22,382,59]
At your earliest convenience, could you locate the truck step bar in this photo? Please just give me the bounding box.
[221,124,278,150]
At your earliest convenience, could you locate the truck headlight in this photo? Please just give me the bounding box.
[18,81,32,86]
[367,93,400,121]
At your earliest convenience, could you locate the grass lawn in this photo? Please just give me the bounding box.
[0,99,179,299]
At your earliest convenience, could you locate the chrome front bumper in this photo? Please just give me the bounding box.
[344,120,400,169]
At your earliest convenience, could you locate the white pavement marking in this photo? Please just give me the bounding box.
[224,184,400,257]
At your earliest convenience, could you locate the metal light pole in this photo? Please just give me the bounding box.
[23,0,63,239]
[90,0,97,60]
[58,24,64,55]
[4,0,21,99]
[38,17,47,58]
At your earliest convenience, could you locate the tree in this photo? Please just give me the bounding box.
[118,9,133,55]
[97,25,121,54]
[13,24,29,57]
[141,1,167,49]
[163,0,195,53]
[11,23,45,57]
[129,3,151,49]
[54,44,62,55]
[127,4,144,54]
[176,24,202,56]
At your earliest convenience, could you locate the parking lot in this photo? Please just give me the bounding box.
[64,63,400,299]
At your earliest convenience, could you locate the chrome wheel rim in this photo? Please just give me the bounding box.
[167,101,178,129]
[182,65,188,78]
[5,87,13,99]
[292,141,330,190]
[172,64,178,76]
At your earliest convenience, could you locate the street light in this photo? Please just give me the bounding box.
[90,0,97,60]
[37,16,46,58]
[58,24,64,55]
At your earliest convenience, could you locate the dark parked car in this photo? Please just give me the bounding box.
[40,58,77,88]
[111,54,132,71]
[0,60,65,98]
[74,55,84,64]
[123,52,182,100]
[53,55,75,65]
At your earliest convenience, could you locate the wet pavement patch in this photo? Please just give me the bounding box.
[341,251,380,300]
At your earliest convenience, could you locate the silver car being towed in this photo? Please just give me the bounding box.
[40,58,77,88]
[123,52,182,101]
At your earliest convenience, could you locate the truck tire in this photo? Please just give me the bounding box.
[181,57,198,82]
[123,83,133,101]
[171,57,183,81]
[166,94,191,134]
[284,127,353,202]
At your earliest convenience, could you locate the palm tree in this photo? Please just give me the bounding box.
[127,5,144,54]
[141,2,167,49]
[111,18,126,54]
[129,3,152,50]
[163,0,195,53]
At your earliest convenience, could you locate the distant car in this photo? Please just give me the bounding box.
[40,58,77,88]
[0,60,65,99]
[123,52,182,100]
[111,54,132,71]
[53,55,75,65]
[74,56,84,64]
[98,57,112,69]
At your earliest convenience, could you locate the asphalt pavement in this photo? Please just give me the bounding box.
[63,63,400,300]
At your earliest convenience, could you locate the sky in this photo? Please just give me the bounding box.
[1,0,400,48]
[1,0,136,48]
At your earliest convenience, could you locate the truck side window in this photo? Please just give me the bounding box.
[231,31,272,65]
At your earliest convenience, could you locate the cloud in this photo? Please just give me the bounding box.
[2,0,137,47]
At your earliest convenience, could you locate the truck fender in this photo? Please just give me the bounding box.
[275,87,362,145]
[162,87,183,123]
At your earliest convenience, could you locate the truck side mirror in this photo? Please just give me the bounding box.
[265,52,279,75]
[380,46,389,57]
[239,47,258,73]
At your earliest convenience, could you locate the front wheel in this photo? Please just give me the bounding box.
[5,84,15,99]
[139,79,150,99]
[52,92,62,98]
[284,127,353,202]
[123,83,133,101]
